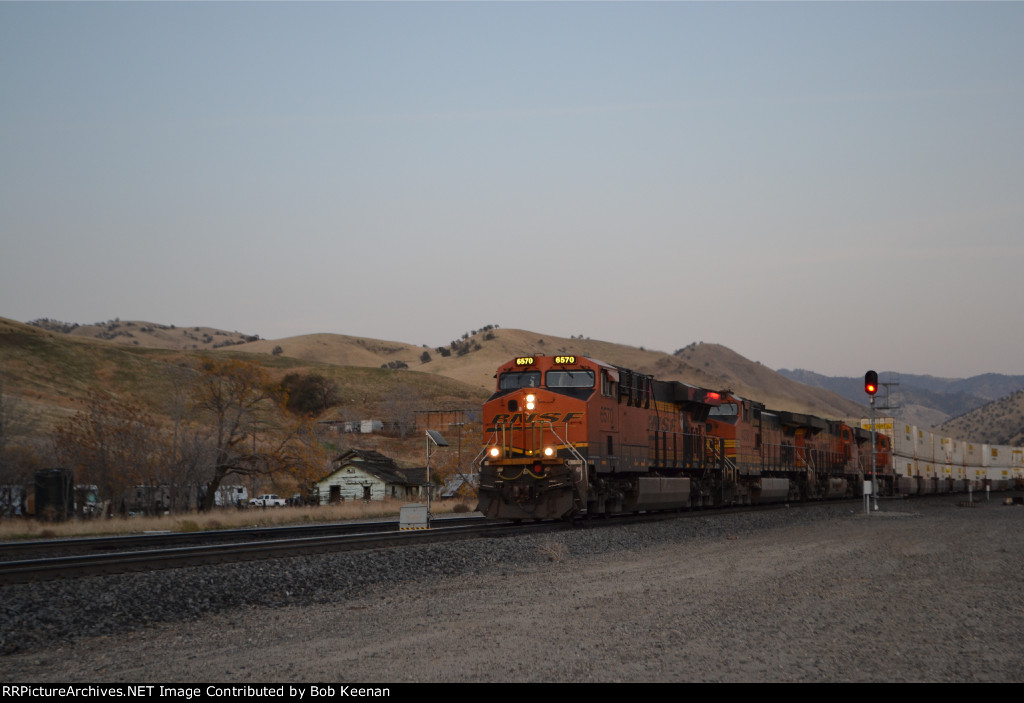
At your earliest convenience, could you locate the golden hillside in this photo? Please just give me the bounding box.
[240,327,866,419]
[27,318,259,351]
[7,317,867,430]
[0,318,485,432]
[0,316,899,474]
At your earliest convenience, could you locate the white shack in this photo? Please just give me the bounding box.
[314,449,430,504]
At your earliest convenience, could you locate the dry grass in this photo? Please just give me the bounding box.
[538,539,569,563]
[0,498,477,541]
[3,316,867,439]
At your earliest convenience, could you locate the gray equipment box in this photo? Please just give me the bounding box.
[400,503,429,530]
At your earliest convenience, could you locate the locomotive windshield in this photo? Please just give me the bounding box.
[708,403,739,424]
[498,371,541,390]
[545,370,595,388]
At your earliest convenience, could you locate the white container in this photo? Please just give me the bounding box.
[965,443,986,468]
[987,445,1012,469]
[883,422,918,460]
[914,427,934,463]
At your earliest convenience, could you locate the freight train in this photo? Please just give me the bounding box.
[476,355,1019,520]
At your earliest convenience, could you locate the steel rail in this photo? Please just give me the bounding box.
[0,515,488,561]
[0,519,562,584]
[0,499,871,585]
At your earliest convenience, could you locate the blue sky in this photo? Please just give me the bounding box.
[2,2,1022,378]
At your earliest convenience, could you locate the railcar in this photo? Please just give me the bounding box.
[885,422,1022,495]
[704,396,897,502]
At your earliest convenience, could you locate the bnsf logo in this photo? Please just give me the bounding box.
[487,412,583,426]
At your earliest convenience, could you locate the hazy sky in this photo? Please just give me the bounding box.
[2,2,1022,378]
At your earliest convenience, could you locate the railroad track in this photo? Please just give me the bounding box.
[0,499,870,585]
[0,515,487,561]
[0,516,564,584]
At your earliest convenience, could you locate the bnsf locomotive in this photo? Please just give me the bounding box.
[477,354,898,520]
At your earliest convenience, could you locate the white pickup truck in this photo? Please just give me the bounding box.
[249,494,287,507]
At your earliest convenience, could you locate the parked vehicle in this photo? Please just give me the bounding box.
[248,494,286,507]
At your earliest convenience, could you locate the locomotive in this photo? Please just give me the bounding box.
[476,354,957,521]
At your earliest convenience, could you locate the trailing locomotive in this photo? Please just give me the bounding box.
[476,354,964,521]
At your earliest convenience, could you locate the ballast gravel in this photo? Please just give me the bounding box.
[1,495,1022,682]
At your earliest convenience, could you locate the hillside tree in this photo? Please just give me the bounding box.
[0,376,49,514]
[280,372,340,417]
[191,359,325,510]
[53,390,165,514]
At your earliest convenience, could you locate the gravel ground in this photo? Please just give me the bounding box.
[2,495,1022,682]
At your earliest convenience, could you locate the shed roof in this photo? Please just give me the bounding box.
[321,449,427,487]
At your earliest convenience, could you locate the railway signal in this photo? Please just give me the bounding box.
[864,369,879,513]
[865,370,878,396]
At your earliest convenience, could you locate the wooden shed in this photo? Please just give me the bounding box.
[314,449,429,504]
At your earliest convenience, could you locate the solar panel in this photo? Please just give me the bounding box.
[425,429,449,447]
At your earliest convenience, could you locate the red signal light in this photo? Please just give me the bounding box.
[865,370,878,397]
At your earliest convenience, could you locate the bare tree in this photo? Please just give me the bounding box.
[53,391,165,515]
[190,359,325,511]
[0,376,45,515]
[382,386,420,439]
[160,370,215,511]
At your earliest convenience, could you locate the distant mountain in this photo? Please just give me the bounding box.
[777,368,1024,433]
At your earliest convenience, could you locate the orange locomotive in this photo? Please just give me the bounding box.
[704,393,895,503]
[478,355,725,520]
[478,355,895,520]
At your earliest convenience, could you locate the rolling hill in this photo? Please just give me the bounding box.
[11,315,1023,451]
[937,389,1024,446]
[9,317,867,426]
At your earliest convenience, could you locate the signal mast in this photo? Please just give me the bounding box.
[865,370,879,513]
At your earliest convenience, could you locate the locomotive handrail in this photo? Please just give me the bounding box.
[760,441,801,472]
[706,438,733,473]
[543,421,587,466]
[484,420,586,467]
[476,429,499,468]
[704,438,737,503]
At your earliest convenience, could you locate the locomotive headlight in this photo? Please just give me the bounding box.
[544,446,554,457]
[489,446,501,458]
[525,393,536,411]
